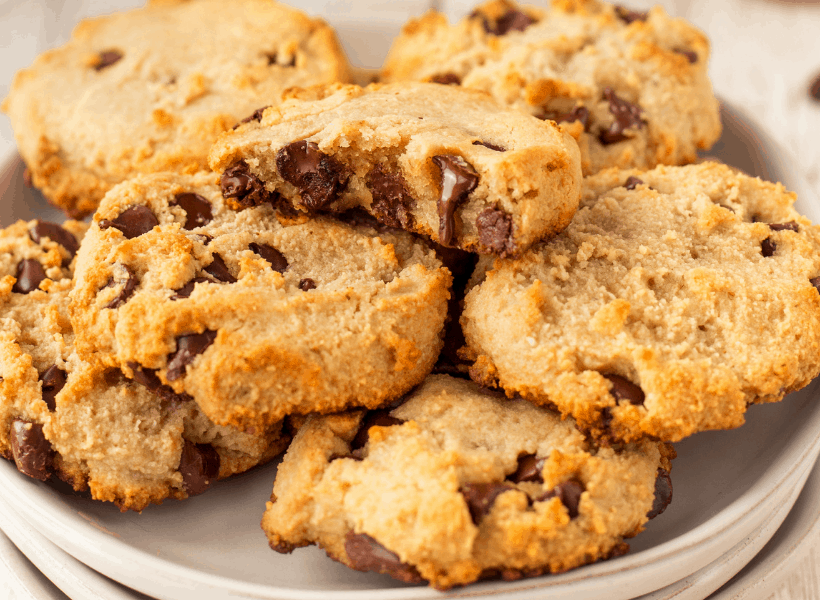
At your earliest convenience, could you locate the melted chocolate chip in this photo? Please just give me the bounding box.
[603,374,645,405]
[675,48,698,63]
[178,440,220,496]
[535,479,584,518]
[172,277,211,300]
[98,205,159,239]
[171,193,213,229]
[95,50,123,71]
[366,165,416,230]
[508,454,545,484]
[235,106,270,129]
[472,140,506,152]
[106,264,137,309]
[30,221,79,257]
[647,468,673,519]
[350,410,404,453]
[128,362,162,390]
[39,366,67,412]
[461,482,514,523]
[166,330,218,381]
[761,238,777,257]
[9,420,52,481]
[477,8,536,35]
[204,254,236,283]
[599,88,645,145]
[614,6,648,24]
[768,222,799,232]
[344,533,424,584]
[432,155,479,246]
[541,106,590,130]
[220,160,276,208]
[624,176,644,190]
[298,278,316,291]
[250,243,288,273]
[12,260,46,294]
[476,207,516,257]
[430,73,461,85]
[811,73,820,102]
[276,141,348,210]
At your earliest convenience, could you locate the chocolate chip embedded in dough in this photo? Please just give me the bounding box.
[535,479,584,518]
[472,140,506,152]
[39,366,67,412]
[476,207,516,257]
[614,6,648,24]
[344,533,424,584]
[811,277,820,294]
[234,106,271,129]
[647,468,673,519]
[127,362,162,391]
[94,49,123,71]
[603,374,645,405]
[166,330,218,381]
[178,440,220,496]
[461,482,514,524]
[276,141,348,210]
[298,278,316,291]
[220,160,277,209]
[508,454,546,484]
[541,106,590,130]
[30,221,79,258]
[172,277,211,300]
[249,243,288,273]
[12,260,46,294]
[675,48,698,63]
[9,419,52,481]
[98,205,159,239]
[599,88,645,145]
[106,264,137,309]
[476,8,536,35]
[432,155,479,247]
[204,254,237,283]
[768,222,799,232]
[624,176,644,190]
[430,73,461,85]
[171,193,213,229]
[366,165,416,230]
[761,238,777,257]
[349,410,404,453]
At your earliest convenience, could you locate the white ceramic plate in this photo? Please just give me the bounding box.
[1,100,820,600]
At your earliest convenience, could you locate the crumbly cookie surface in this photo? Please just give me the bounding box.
[382,0,721,176]
[208,82,582,257]
[69,172,450,430]
[2,0,351,218]
[0,219,285,511]
[462,162,820,443]
[263,375,673,590]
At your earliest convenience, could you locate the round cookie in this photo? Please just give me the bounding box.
[69,171,451,430]
[208,82,582,257]
[2,0,351,218]
[262,375,674,590]
[462,162,820,443]
[381,0,721,176]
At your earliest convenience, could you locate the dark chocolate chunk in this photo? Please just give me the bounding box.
[39,366,67,412]
[98,205,159,239]
[298,278,316,291]
[614,6,648,24]
[761,238,777,257]
[432,155,478,246]
[541,106,590,130]
[477,8,536,35]
[535,479,584,518]
[508,454,545,484]
[128,362,162,391]
[768,221,799,232]
[250,243,288,273]
[171,193,213,229]
[178,440,220,496]
[603,374,645,405]
[9,419,52,481]
[276,141,348,210]
[344,533,424,584]
[349,410,404,453]
[472,140,506,152]
[220,160,276,208]
[166,330,218,381]
[12,260,46,294]
[430,73,461,85]
[366,165,416,230]
[476,208,516,257]
[30,221,79,257]
[624,176,644,190]
[675,48,698,63]
[95,49,123,71]
[811,73,820,102]
[811,277,820,294]
[647,467,673,519]
[204,254,236,283]
[172,277,211,300]
[235,106,270,129]
[599,88,645,145]
[106,264,137,309]
[461,482,514,523]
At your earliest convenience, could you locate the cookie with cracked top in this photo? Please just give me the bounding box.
[2,0,351,218]
[462,162,820,443]
[208,82,582,257]
[382,0,721,175]
[69,171,450,430]
[262,375,674,590]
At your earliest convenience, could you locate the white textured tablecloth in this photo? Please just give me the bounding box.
[0,1,819,599]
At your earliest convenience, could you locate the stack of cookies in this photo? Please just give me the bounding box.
[2,0,820,591]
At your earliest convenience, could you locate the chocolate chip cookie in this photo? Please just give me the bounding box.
[462,162,820,443]
[69,172,450,430]
[382,0,721,175]
[262,375,674,589]
[2,0,351,218]
[208,82,582,256]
